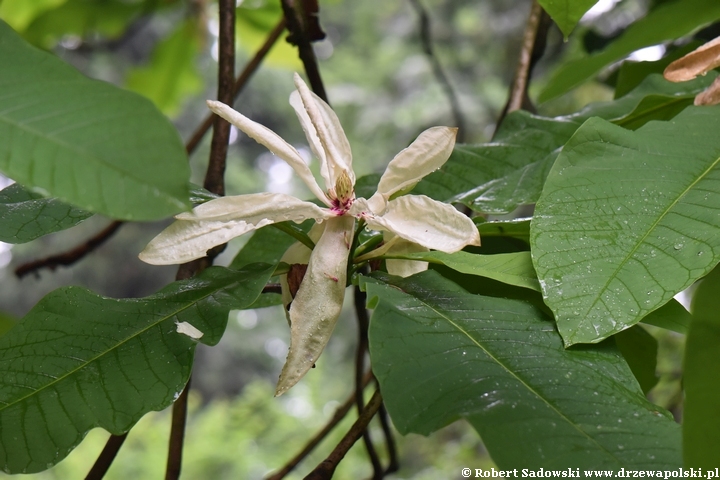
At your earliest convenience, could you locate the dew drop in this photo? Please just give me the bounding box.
[674,243,684,250]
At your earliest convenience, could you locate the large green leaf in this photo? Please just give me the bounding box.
[0,183,92,243]
[684,266,720,468]
[125,19,203,118]
[414,74,711,214]
[531,106,720,346]
[538,0,598,39]
[539,0,720,102]
[0,20,191,221]
[0,264,273,474]
[383,251,540,292]
[364,271,681,469]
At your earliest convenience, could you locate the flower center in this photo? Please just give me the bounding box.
[329,170,354,215]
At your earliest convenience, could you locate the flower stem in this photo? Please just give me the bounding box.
[271,222,316,250]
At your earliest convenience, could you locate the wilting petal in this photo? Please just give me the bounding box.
[176,193,331,223]
[140,194,331,265]
[695,76,720,105]
[139,217,268,265]
[384,233,430,277]
[364,194,480,253]
[292,73,354,190]
[279,222,325,315]
[664,36,720,82]
[275,214,354,396]
[207,100,330,206]
[367,126,457,213]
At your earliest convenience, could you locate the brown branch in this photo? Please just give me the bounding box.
[303,389,384,480]
[165,378,191,480]
[15,220,123,279]
[495,1,551,133]
[353,286,383,478]
[165,2,236,479]
[377,402,399,475]
[185,17,287,155]
[280,0,328,103]
[203,0,236,196]
[84,433,128,480]
[408,0,466,142]
[266,370,374,480]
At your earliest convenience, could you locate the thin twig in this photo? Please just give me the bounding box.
[354,286,383,479]
[165,378,191,480]
[495,0,551,133]
[266,370,374,480]
[377,402,399,475]
[84,433,128,480]
[507,0,543,113]
[15,220,123,279]
[185,17,287,155]
[408,0,466,142]
[280,0,328,103]
[303,390,384,480]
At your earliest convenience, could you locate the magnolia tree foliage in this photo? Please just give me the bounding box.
[1,0,720,476]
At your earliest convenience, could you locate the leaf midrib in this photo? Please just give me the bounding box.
[0,111,179,206]
[0,283,232,413]
[412,292,622,463]
[579,153,720,337]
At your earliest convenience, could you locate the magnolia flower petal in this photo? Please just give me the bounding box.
[176,192,331,223]
[292,73,354,189]
[367,126,457,213]
[140,194,331,265]
[279,222,325,315]
[275,214,354,396]
[364,194,480,253]
[289,91,328,184]
[694,75,720,105]
[139,218,266,265]
[384,233,430,277]
[664,36,720,82]
[206,99,330,206]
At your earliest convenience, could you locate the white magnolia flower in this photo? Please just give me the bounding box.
[139,73,479,395]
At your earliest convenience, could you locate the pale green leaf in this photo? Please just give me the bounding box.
[684,266,720,468]
[364,271,680,469]
[0,264,273,474]
[538,0,598,39]
[531,107,720,345]
[0,20,191,221]
[0,0,66,32]
[539,0,720,102]
[384,250,540,292]
[0,183,92,243]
